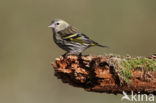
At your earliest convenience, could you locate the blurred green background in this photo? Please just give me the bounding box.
[0,0,156,103]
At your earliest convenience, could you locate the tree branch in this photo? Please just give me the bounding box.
[52,55,156,94]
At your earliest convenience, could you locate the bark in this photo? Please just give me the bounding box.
[52,55,156,95]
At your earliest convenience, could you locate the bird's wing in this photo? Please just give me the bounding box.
[58,26,92,45]
[62,32,96,45]
[59,26,108,47]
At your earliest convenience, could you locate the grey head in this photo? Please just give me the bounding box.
[48,19,70,32]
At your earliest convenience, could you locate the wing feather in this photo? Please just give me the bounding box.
[58,26,107,47]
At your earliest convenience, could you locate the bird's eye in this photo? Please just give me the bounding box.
[56,23,60,25]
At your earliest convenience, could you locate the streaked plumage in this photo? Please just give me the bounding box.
[48,19,108,56]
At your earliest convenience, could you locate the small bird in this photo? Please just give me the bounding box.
[48,19,108,56]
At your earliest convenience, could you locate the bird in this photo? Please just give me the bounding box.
[48,19,108,57]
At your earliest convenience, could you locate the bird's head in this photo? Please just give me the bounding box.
[48,19,70,32]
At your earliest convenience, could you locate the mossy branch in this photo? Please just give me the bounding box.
[52,54,156,94]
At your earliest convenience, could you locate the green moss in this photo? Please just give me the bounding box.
[122,67,133,83]
[120,60,133,82]
[120,57,156,83]
[123,58,156,71]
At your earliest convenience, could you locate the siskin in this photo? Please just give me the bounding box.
[48,19,108,56]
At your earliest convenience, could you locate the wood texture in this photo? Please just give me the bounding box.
[52,55,156,94]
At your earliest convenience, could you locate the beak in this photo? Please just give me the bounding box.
[48,24,55,28]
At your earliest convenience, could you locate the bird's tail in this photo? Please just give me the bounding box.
[91,41,109,48]
[96,43,109,48]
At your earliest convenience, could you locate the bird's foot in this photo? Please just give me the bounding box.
[79,53,82,57]
[78,53,83,60]
[62,53,68,58]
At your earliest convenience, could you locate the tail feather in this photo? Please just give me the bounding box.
[96,43,109,48]
[92,41,109,48]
